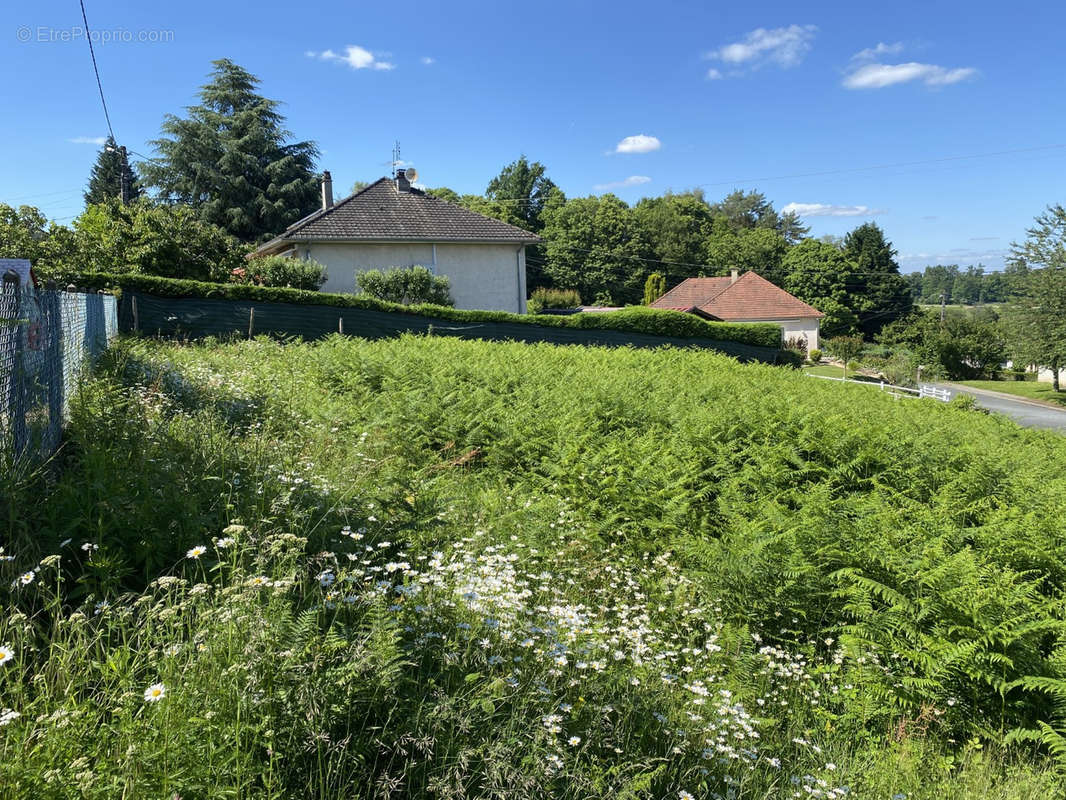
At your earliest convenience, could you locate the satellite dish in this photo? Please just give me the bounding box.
[404,166,418,183]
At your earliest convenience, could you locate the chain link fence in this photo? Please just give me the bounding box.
[1,272,118,464]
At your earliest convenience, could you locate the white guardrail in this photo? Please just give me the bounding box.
[806,373,951,402]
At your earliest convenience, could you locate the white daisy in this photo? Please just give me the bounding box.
[186,545,207,559]
[143,683,166,703]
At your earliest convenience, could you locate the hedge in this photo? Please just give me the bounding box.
[44,271,784,350]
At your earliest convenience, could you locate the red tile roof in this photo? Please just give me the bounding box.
[651,277,732,309]
[650,272,823,321]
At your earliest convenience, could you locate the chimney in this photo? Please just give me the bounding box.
[730,268,739,284]
[395,167,411,192]
[321,171,333,210]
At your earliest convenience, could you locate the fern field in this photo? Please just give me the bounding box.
[4,333,1066,798]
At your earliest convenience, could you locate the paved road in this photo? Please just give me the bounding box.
[924,383,1066,432]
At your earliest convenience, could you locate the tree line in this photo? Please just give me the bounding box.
[903,263,1021,305]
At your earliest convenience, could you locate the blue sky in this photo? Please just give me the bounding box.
[2,0,1064,271]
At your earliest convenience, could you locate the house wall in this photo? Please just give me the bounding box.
[1037,366,1066,384]
[304,242,526,314]
[754,317,820,354]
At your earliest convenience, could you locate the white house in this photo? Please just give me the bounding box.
[253,169,539,313]
[650,271,824,353]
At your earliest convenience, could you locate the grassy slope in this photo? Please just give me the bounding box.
[956,379,1066,408]
[4,333,1066,798]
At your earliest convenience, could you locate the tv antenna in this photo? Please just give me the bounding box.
[391,140,401,177]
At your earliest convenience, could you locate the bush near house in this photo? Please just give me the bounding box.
[356,265,453,306]
[233,254,328,291]
[527,287,582,313]
[48,271,784,350]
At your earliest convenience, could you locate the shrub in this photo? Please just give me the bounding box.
[357,265,452,306]
[784,335,808,354]
[69,199,247,282]
[642,272,666,305]
[234,255,328,291]
[528,287,581,314]
[808,348,822,362]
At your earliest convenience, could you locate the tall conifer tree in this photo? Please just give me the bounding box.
[142,59,319,242]
[84,136,142,205]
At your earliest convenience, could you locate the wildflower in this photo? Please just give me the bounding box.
[0,709,20,726]
[16,571,35,587]
[215,537,235,549]
[186,545,207,560]
[247,576,270,588]
[143,683,166,703]
[317,571,335,588]
[0,645,13,665]
[568,735,581,746]
[94,601,110,615]
[680,792,695,800]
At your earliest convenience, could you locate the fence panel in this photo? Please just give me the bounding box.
[0,274,118,464]
[120,291,780,363]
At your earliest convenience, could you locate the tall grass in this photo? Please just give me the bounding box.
[3,332,1066,797]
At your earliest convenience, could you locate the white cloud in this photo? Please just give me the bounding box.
[843,61,977,89]
[68,136,107,145]
[705,25,817,73]
[614,135,661,154]
[593,175,652,191]
[783,202,885,217]
[420,56,435,65]
[706,68,724,80]
[851,41,905,62]
[307,45,395,71]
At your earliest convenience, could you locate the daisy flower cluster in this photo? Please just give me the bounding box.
[320,524,853,797]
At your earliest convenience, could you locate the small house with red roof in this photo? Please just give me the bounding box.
[650,270,824,354]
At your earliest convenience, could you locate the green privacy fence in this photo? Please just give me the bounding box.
[119,291,784,363]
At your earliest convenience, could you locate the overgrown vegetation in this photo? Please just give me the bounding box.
[3,333,1066,797]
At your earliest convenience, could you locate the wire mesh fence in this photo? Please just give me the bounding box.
[1,271,118,464]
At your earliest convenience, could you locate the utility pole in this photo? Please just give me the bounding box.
[939,292,946,324]
[119,145,130,205]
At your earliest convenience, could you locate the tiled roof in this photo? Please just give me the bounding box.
[257,177,540,252]
[650,277,732,309]
[650,272,823,321]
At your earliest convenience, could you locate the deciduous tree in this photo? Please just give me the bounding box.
[1005,205,1066,389]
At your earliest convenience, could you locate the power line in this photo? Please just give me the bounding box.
[688,144,1066,189]
[78,0,115,142]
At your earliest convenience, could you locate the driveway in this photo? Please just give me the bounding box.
[924,383,1066,432]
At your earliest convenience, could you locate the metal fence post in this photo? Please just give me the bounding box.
[4,274,26,458]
